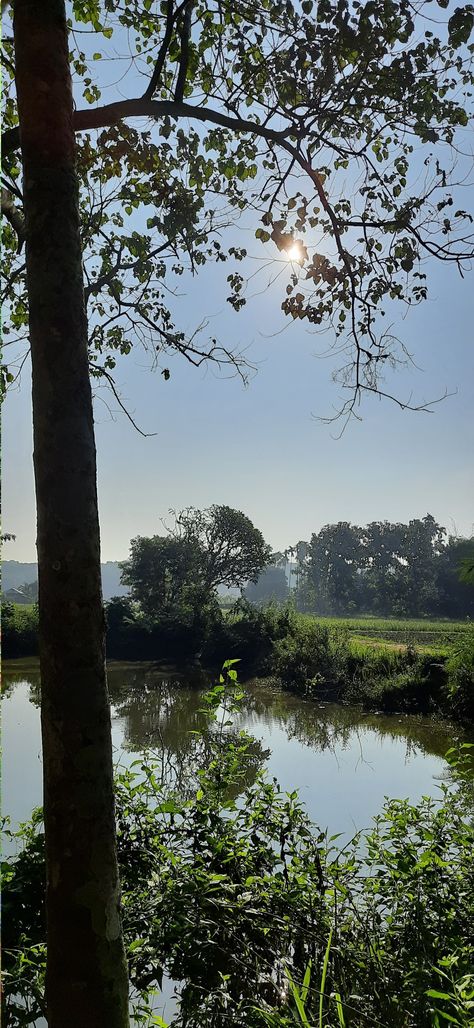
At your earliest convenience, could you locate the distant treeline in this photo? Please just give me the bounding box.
[248,515,474,619]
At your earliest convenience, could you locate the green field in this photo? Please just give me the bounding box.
[307,614,470,654]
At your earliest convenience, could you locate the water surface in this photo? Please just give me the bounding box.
[3,659,468,839]
[2,658,471,1026]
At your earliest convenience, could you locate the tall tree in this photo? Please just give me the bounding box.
[397,514,446,615]
[436,535,474,616]
[120,506,271,610]
[2,0,473,1018]
[306,522,362,614]
[361,520,407,615]
[11,1,129,1025]
[244,564,289,604]
[171,505,272,591]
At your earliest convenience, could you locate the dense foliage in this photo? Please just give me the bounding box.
[2,673,473,1028]
[244,566,289,605]
[1,602,39,659]
[119,506,271,619]
[281,517,474,618]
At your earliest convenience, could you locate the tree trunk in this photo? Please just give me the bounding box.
[13,2,130,1024]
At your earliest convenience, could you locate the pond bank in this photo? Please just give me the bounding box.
[3,600,473,722]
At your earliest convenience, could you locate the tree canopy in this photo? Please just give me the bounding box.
[119,533,204,616]
[171,505,272,590]
[298,515,474,616]
[119,505,271,617]
[244,564,290,604]
[2,0,473,416]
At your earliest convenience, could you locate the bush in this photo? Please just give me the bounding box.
[202,600,297,676]
[445,627,474,720]
[1,602,39,658]
[272,617,350,694]
[3,741,473,1028]
[105,592,224,662]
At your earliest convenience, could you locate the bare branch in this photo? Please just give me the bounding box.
[174,0,193,102]
[89,362,158,437]
[142,0,176,102]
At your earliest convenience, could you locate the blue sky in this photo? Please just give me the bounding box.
[3,230,473,563]
[3,12,473,563]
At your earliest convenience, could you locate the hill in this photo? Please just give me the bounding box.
[1,560,129,601]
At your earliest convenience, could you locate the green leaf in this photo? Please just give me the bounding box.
[319,929,333,1027]
[448,6,474,46]
[333,991,346,1027]
[301,960,312,1003]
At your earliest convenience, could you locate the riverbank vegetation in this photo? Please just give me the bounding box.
[3,507,473,721]
[3,598,473,722]
[3,671,473,1028]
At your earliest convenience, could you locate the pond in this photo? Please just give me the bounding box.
[2,659,471,1025]
[3,658,470,839]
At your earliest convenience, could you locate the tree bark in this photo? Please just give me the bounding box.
[13,2,130,1024]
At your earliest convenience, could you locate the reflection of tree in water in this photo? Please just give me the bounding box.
[2,661,41,705]
[237,680,466,763]
[3,661,469,788]
[107,665,270,800]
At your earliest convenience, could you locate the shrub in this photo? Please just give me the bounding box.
[3,749,473,1028]
[1,602,39,658]
[202,600,297,676]
[272,618,350,694]
[445,627,474,720]
[105,592,224,662]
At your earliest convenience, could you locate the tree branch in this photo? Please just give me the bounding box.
[1,186,26,251]
[174,0,193,102]
[89,361,158,437]
[142,0,176,101]
[1,96,296,156]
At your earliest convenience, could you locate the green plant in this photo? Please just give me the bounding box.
[428,955,474,1028]
[3,676,474,1028]
[1,602,39,658]
[272,618,349,694]
[445,627,474,720]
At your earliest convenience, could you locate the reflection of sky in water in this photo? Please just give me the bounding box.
[2,665,471,1026]
[239,714,446,837]
[3,668,464,842]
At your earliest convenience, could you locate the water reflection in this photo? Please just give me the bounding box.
[2,659,471,839]
[240,678,462,762]
[107,664,270,801]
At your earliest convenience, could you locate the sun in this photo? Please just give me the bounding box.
[286,242,303,262]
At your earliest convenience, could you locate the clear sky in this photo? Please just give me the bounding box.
[3,230,473,563]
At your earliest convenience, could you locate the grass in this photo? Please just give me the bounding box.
[4,601,472,719]
[350,634,453,655]
[306,614,470,653]
[265,610,473,720]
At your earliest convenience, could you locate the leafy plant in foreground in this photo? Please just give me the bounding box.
[2,670,473,1027]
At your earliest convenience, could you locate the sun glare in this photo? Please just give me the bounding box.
[287,243,302,261]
